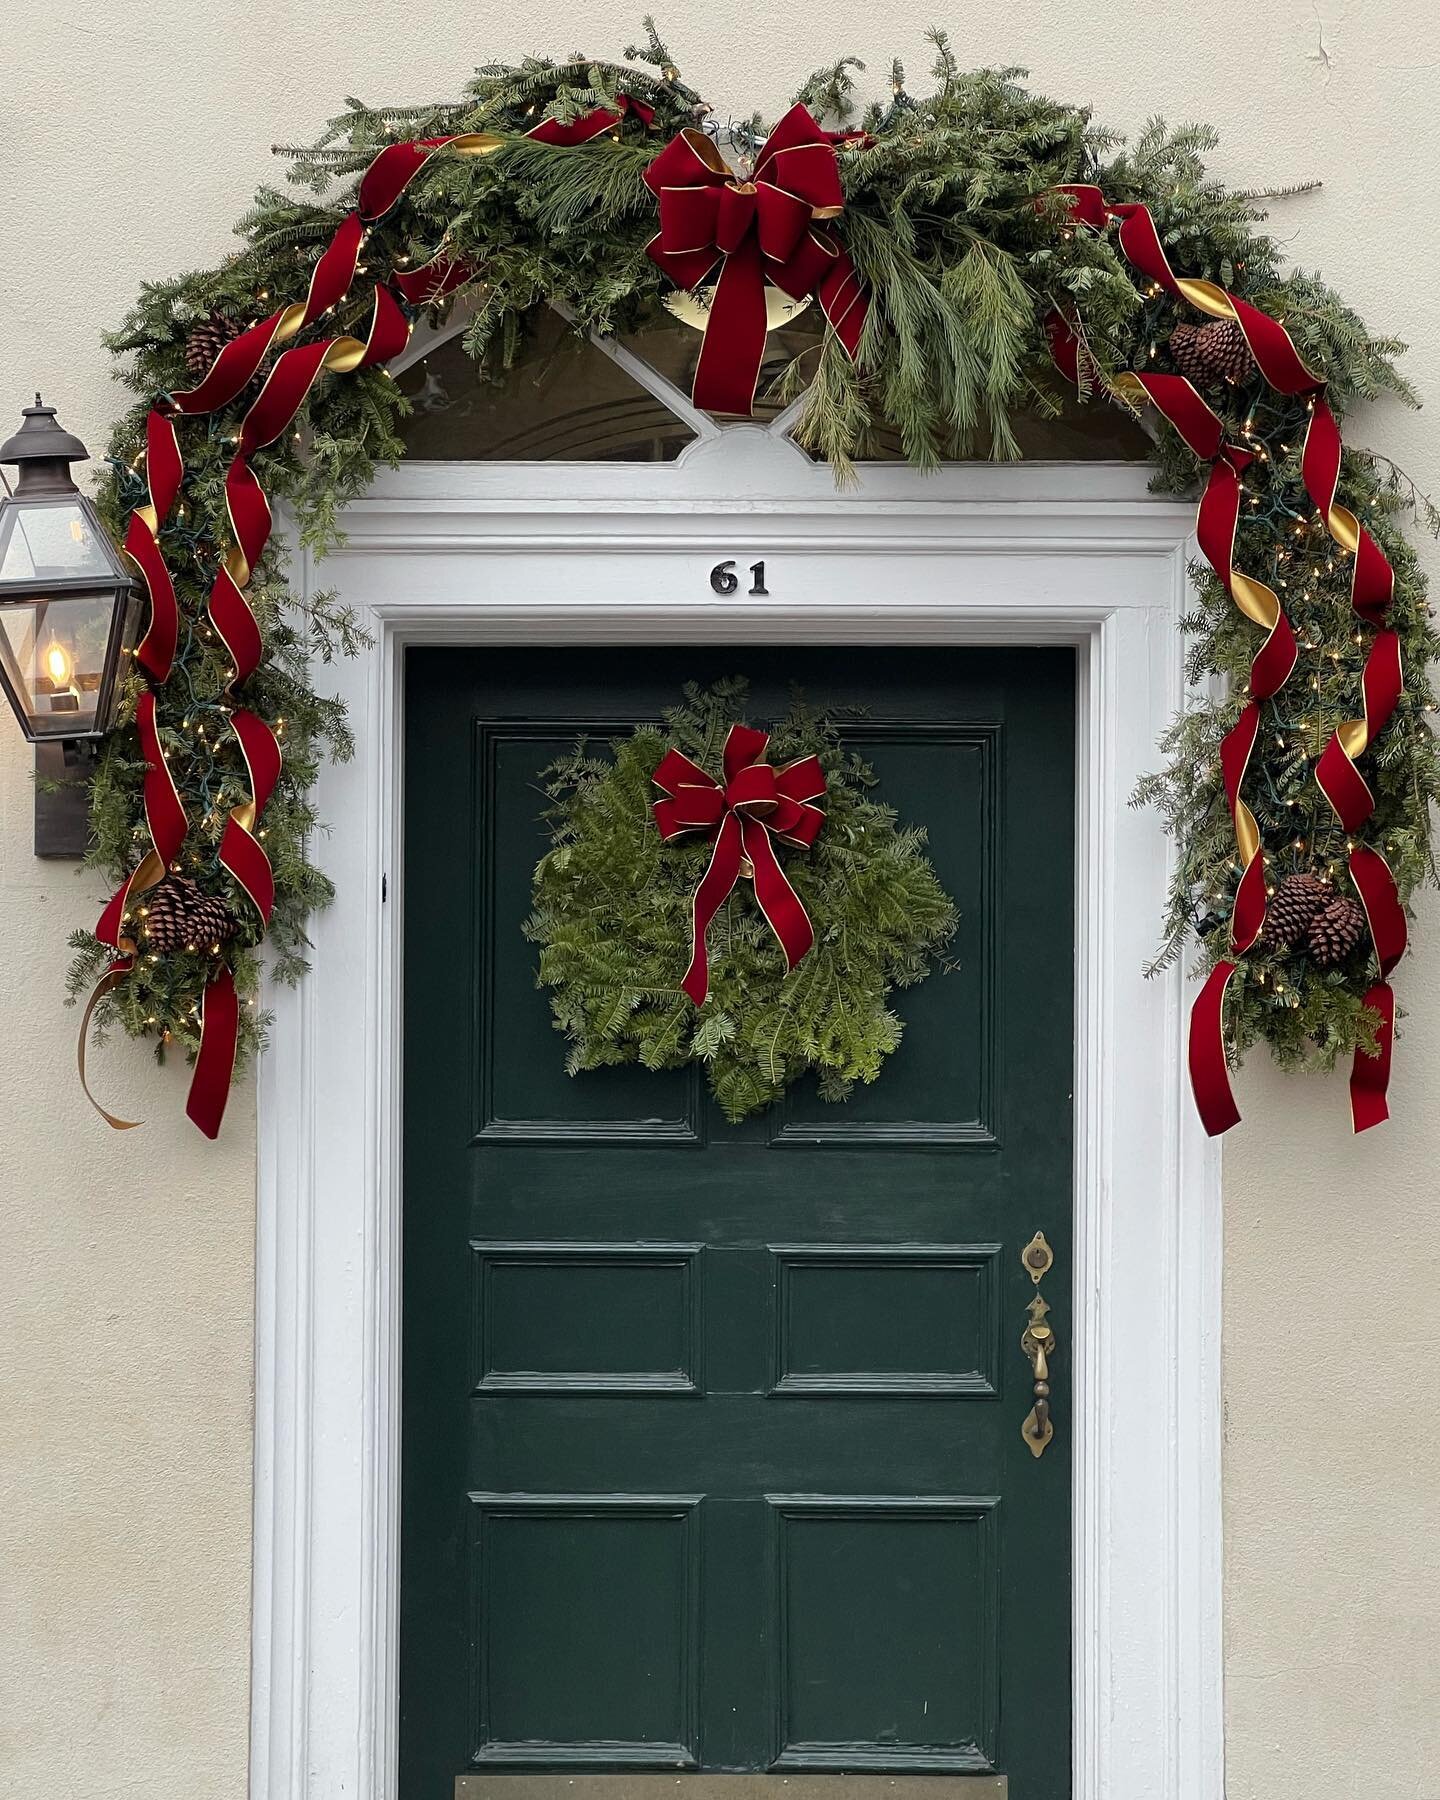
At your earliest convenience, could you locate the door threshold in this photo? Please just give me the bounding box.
[456,1777,1008,1797]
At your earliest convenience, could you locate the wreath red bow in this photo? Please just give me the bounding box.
[653,723,826,1005]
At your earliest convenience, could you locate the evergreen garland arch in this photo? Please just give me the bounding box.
[72,21,1439,1137]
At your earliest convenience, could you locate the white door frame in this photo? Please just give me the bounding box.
[251,398,1221,1800]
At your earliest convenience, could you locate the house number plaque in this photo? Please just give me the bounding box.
[709,558,770,595]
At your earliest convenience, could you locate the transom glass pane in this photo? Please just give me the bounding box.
[395,308,697,462]
[791,393,1156,463]
[615,302,1152,458]
[394,302,1155,465]
[616,300,823,423]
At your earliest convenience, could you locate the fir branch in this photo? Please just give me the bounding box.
[493,138,654,232]
[792,57,866,124]
[1230,178,1323,202]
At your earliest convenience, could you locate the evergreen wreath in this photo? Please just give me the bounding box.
[68,19,1439,1134]
[527,680,959,1121]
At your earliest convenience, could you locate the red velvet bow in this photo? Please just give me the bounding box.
[653,724,826,1005]
[642,103,867,415]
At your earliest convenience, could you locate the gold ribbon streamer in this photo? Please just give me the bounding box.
[77,963,145,1131]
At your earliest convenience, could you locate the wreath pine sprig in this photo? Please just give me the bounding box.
[526,680,959,1121]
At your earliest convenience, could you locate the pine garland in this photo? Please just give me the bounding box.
[71,25,1439,1109]
[527,681,959,1120]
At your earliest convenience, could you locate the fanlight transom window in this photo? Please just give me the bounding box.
[391,300,1153,466]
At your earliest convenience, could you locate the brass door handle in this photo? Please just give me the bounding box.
[1021,1318,1051,1383]
[1020,1231,1057,1459]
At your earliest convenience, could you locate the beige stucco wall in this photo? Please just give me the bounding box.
[1,4,1436,1796]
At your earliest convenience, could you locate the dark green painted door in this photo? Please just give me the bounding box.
[402,647,1073,1798]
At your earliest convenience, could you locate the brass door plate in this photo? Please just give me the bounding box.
[1022,1403,1056,1458]
[1020,1230,1053,1284]
[457,1780,1007,1797]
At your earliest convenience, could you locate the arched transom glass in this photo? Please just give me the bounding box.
[391,300,1153,466]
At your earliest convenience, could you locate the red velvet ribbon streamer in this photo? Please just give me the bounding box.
[186,965,240,1140]
[1109,366,1295,1134]
[1347,842,1407,1130]
[90,95,654,1134]
[121,408,186,682]
[1301,397,1405,1132]
[86,111,592,1132]
[94,690,188,951]
[1053,184,1405,1133]
[80,690,191,1131]
[643,103,867,415]
[352,99,656,302]
[529,93,655,147]
[652,724,826,1006]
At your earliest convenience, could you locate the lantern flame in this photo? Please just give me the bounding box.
[43,639,73,689]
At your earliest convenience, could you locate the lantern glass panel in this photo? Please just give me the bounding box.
[0,589,136,738]
[0,500,116,581]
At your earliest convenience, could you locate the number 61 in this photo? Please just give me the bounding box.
[709,559,769,596]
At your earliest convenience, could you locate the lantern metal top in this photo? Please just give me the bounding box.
[0,396,89,496]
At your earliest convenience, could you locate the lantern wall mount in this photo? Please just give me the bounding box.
[0,397,143,856]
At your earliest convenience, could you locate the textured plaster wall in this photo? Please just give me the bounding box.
[0,4,1436,1797]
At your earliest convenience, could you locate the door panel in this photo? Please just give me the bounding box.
[469,1494,702,1765]
[770,1245,1001,1396]
[472,1243,705,1394]
[402,647,1074,1799]
[770,1495,1000,1769]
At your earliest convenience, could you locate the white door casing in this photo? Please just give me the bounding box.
[251,330,1221,1800]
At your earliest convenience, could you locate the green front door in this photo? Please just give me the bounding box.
[402,646,1074,1799]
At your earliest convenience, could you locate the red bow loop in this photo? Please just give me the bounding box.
[723,761,781,812]
[644,104,868,414]
[753,182,821,265]
[754,107,845,207]
[721,722,771,778]
[716,184,759,254]
[653,723,827,1005]
[767,753,827,845]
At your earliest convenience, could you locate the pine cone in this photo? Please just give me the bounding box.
[187,891,240,951]
[1168,319,1255,389]
[183,311,244,382]
[137,876,194,953]
[1306,896,1369,968]
[1260,871,1331,951]
[136,875,240,954]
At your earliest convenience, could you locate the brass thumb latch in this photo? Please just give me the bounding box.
[1020,1230,1057,1459]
